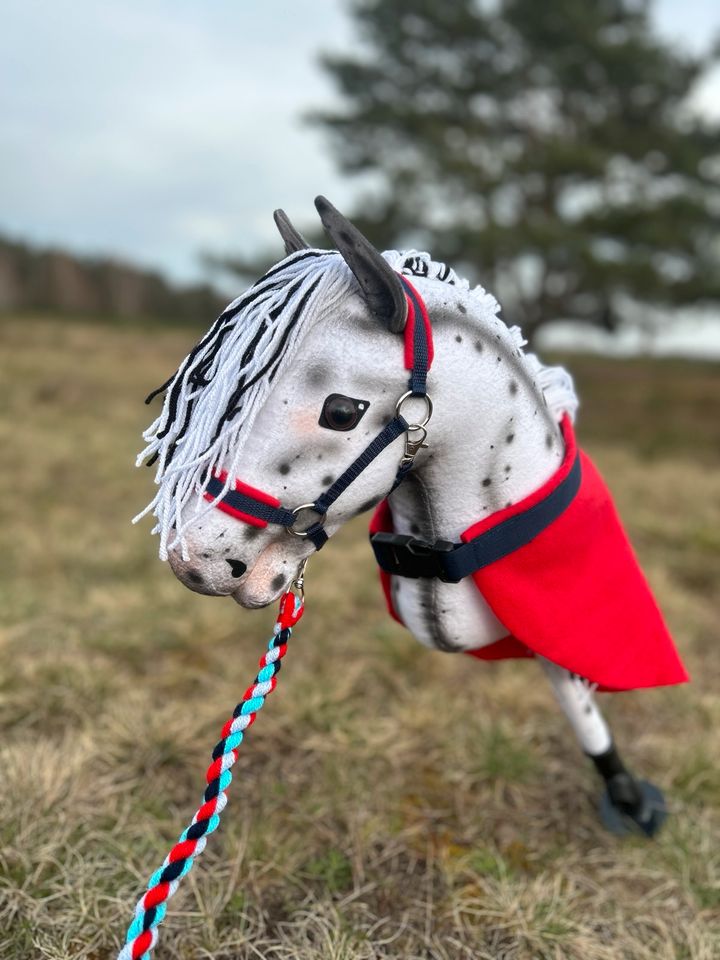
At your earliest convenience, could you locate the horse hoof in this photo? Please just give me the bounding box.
[599,779,668,838]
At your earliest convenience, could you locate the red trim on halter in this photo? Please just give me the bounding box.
[203,470,280,528]
[401,276,435,373]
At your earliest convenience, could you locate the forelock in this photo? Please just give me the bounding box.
[134,249,351,558]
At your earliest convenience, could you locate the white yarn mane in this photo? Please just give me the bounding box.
[134,250,352,558]
[136,247,577,559]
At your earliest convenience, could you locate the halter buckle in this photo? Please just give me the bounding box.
[370,532,459,582]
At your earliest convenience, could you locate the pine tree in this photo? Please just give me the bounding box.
[309,0,720,339]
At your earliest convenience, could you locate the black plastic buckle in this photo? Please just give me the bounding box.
[369,532,460,583]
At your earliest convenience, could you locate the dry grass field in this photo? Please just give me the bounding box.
[1,315,718,959]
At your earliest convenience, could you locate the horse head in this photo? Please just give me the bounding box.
[137,197,575,620]
[137,198,438,606]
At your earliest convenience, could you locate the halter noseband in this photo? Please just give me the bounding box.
[203,276,434,551]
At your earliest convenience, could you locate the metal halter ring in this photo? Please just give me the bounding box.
[287,503,327,537]
[395,391,433,429]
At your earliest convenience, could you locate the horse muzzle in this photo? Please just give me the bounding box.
[167,548,243,597]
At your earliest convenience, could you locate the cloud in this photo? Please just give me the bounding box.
[1,0,718,289]
[0,0,356,283]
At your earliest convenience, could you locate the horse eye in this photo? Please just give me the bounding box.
[319,394,369,432]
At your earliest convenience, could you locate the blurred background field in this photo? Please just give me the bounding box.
[2,0,720,957]
[0,315,718,958]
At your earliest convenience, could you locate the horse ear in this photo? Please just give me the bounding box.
[273,209,310,255]
[314,195,407,333]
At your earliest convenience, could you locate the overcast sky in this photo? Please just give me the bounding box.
[1,0,718,291]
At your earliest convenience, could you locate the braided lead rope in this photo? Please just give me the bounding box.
[117,589,304,960]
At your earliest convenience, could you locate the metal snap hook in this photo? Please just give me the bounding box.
[291,557,308,602]
[399,424,429,467]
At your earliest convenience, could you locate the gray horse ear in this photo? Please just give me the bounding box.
[273,209,310,255]
[314,195,407,333]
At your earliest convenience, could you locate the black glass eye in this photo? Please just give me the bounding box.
[319,394,369,432]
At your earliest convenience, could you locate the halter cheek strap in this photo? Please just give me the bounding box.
[202,275,434,551]
[403,276,434,395]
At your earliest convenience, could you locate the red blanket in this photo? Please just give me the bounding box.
[370,417,688,692]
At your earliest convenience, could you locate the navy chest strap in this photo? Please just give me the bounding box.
[370,450,582,583]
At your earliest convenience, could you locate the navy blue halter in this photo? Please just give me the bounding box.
[204,276,432,551]
[204,273,581,576]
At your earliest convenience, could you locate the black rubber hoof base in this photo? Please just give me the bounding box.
[599,780,668,838]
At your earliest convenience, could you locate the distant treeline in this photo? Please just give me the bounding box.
[0,234,226,322]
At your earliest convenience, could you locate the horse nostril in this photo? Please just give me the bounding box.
[226,558,247,579]
[187,569,204,585]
